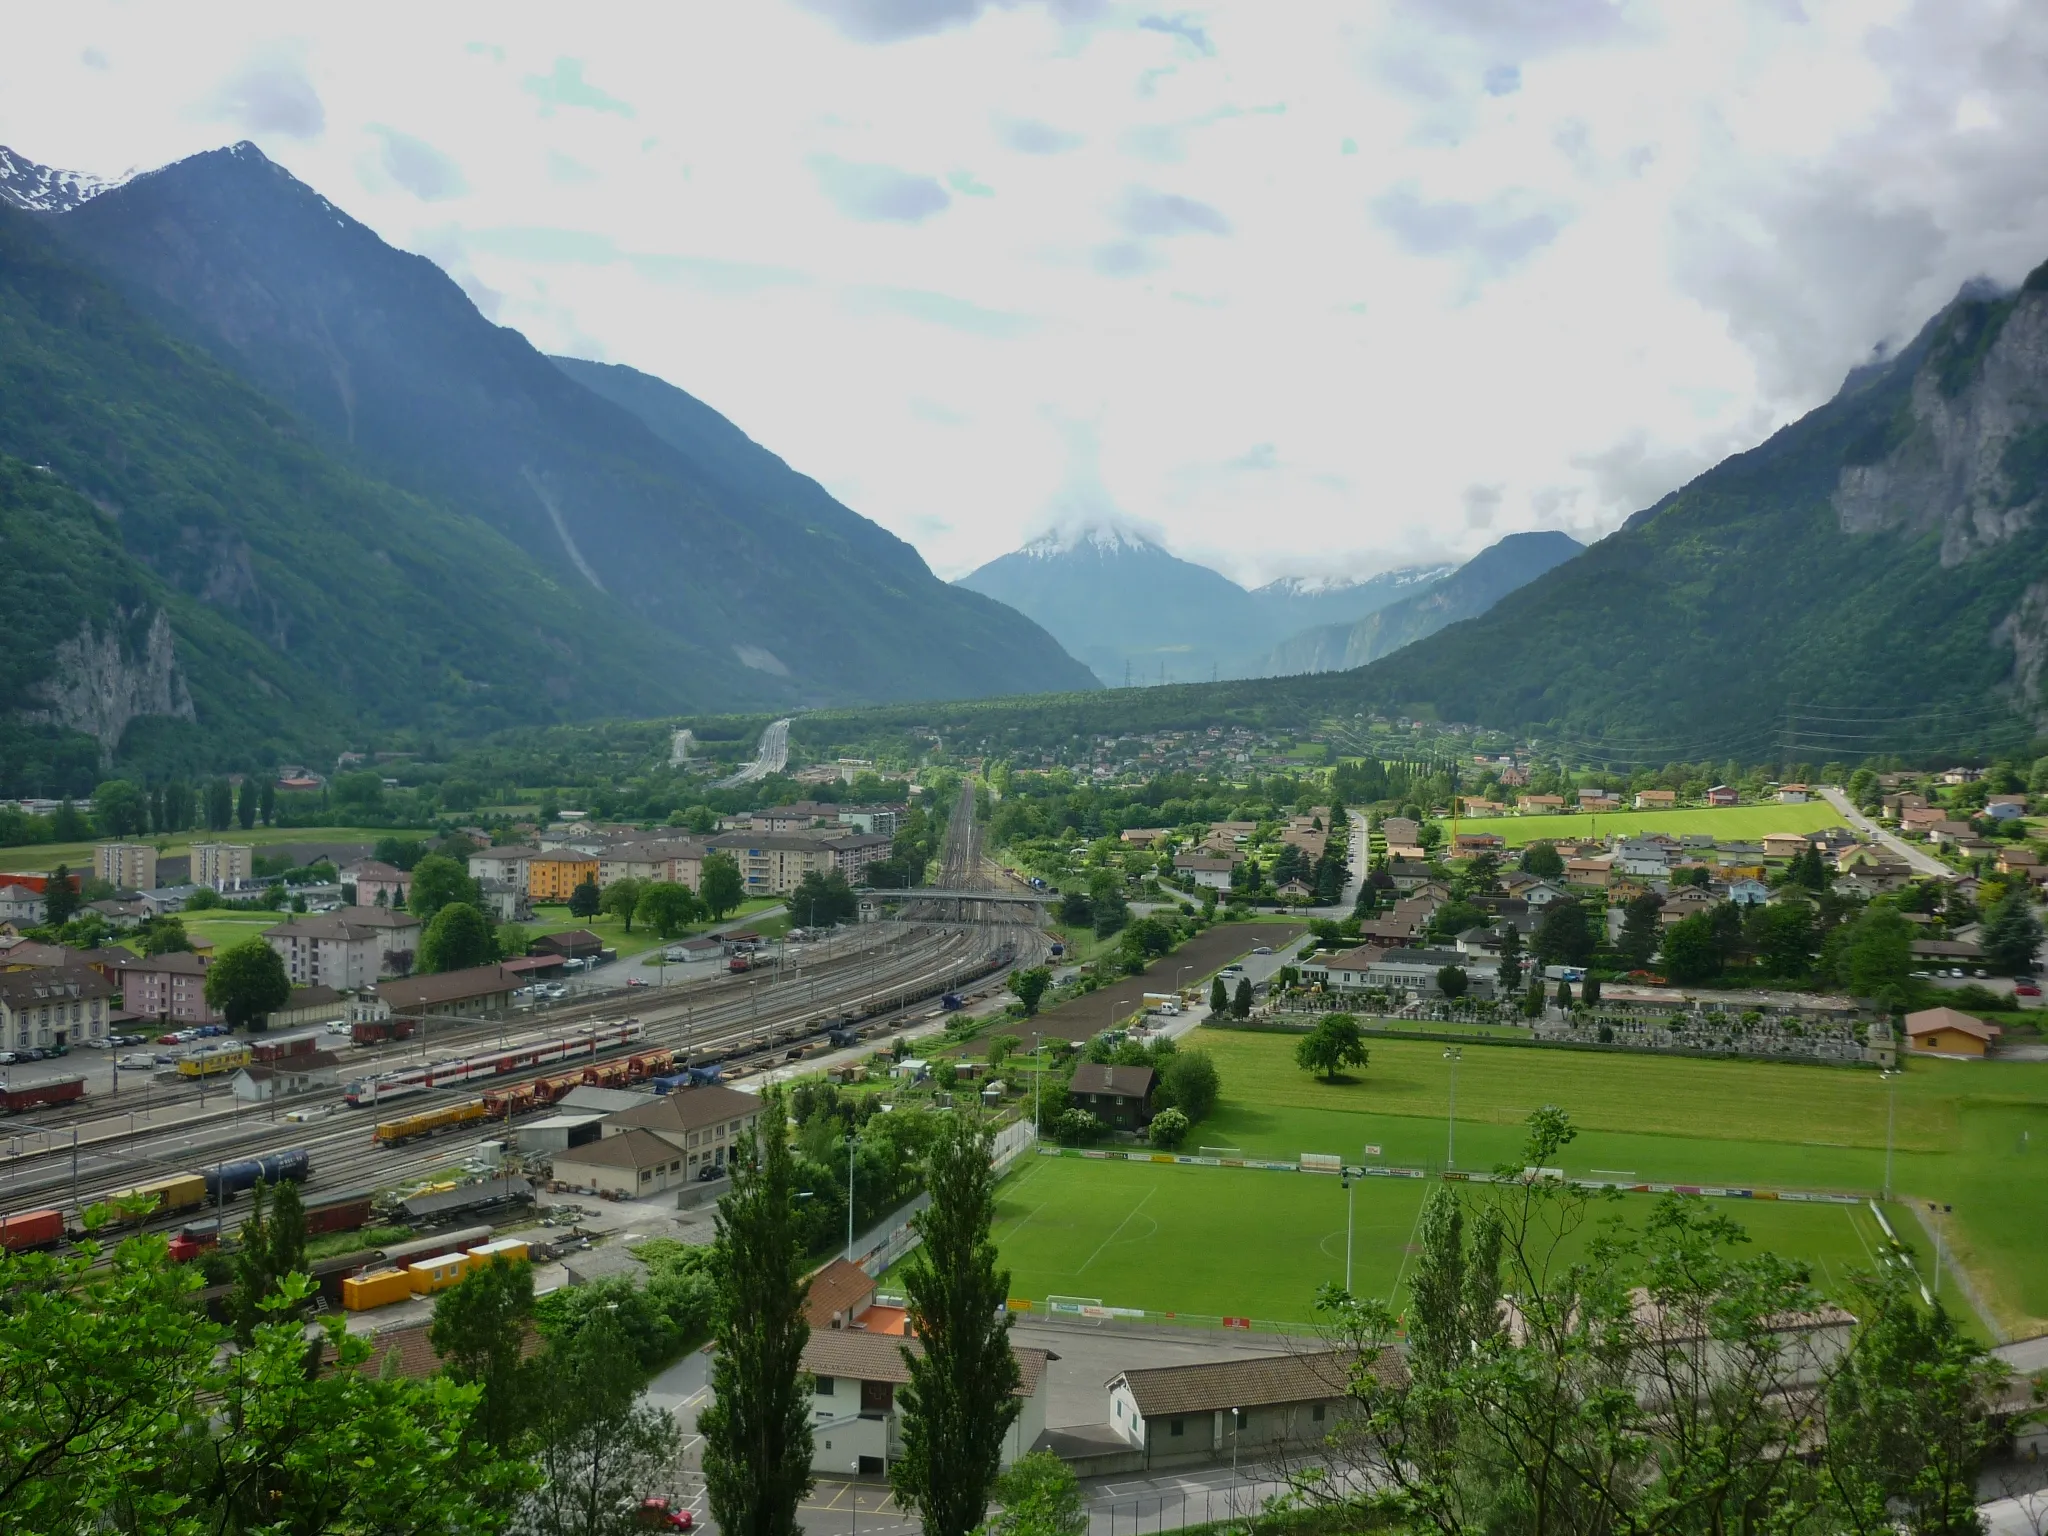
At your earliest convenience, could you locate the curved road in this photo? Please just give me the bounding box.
[713,717,792,788]
[1817,784,1954,879]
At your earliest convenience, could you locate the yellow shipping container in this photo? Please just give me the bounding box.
[106,1173,207,1215]
[408,1254,472,1295]
[467,1238,529,1266]
[341,1268,414,1311]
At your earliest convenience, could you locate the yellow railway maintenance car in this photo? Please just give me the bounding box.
[177,1044,252,1078]
[102,1173,208,1218]
[372,1099,489,1146]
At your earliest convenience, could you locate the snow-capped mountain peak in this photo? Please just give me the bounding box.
[0,145,130,213]
[1018,524,1163,560]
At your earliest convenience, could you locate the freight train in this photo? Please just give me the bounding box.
[2,1177,371,1259]
[342,1020,645,1107]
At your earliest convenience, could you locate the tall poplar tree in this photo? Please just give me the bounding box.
[892,1115,1021,1536]
[698,1087,813,1536]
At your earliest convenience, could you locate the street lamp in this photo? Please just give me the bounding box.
[1443,1046,1462,1170]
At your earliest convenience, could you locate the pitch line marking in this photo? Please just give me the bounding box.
[1076,1188,1157,1276]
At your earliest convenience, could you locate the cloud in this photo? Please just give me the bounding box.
[522,57,633,117]
[795,0,1101,44]
[1461,483,1503,529]
[1119,186,1231,237]
[995,116,1083,154]
[1373,184,1569,278]
[1091,240,1165,278]
[79,46,108,70]
[810,154,951,223]
[1482,63,1520,96]
[1138,14,1215,55]
[545,150,598,185]
[371,127,467,201]
[630,254,811,294]
[946,168,995,197]
[843,285,1038,337]
[1227,443,1278,472]
[206,49,325,139]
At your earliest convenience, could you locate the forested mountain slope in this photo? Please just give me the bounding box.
[50,143,1094,704]
[0,202,713,792]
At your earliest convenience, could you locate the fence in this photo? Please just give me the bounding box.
[1095,1481,1270,1535]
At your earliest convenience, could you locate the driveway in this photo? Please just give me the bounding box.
[1818,785,1953,879]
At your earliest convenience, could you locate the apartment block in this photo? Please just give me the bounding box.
[191,842,255,891]
[95,840,159,892]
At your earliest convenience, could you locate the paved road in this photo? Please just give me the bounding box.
[714,717,792,788]
[1818,784,1953,879]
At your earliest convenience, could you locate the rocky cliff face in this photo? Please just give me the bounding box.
[1834,276,2048,565]
[23,608,195,768]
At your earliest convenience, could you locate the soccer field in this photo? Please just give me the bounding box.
[989,1031,2048,1337]
[1434,803,1846,847]
[991,1153,1906,1329]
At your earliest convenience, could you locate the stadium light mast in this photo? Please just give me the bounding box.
[1443,1046,1463,1170]
[1880,1067,1900,1200]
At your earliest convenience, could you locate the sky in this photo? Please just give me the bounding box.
[5,1,2048,587]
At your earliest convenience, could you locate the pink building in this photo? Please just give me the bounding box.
[115,952,224,1025]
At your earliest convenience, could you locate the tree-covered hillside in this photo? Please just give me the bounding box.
[0,201,718,793]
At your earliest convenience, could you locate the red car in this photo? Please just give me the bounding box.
[157,1032,182,1045]
[2016,983,2041,998]
[626,978,648,988]
[635,1498,692,1530]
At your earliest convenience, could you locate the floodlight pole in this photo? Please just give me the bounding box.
[1444,1046,1462,1169]
[1343,1174,1355,1294]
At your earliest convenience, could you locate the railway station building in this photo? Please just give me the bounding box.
[599,1083,762,1181]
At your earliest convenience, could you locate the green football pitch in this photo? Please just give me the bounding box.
[989,1031,2048,1337]
[991,1154,1908,1329]
[1433,803,1845,847]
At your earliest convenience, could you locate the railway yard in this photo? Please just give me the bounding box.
[0,785,1045,1275]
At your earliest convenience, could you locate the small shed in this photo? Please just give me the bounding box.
[531,929,605,961]
[1903,1007,2001,1057]
[230,1050,343,1102]
[512,1112,606,1154]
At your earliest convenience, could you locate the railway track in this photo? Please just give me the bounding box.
[2,916,1027,1223]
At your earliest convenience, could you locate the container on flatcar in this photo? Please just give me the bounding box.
[102,1173,208,1218]
[0,1208,64,1252]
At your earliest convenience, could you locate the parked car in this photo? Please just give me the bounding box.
[156,1033,182,1045]
[2017,983,2042,998]
[0,1052,15,1065]
[153,1052,178,1065]
[696,1163,722,1182]
[118,1053,158,1070]
[1251,945,1273,954]
[626,978,648,988]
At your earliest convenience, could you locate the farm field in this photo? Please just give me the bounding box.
[1021,1030,2048,1336]
[989,1153,1913,1331]
[0,825,401,872]
[1432,803,1846,847]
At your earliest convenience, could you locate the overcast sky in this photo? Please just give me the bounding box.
[6,1,2048,586]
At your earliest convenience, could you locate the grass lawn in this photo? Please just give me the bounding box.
[2,825,407,872]
[1180,1029,2048,1336]
[523,895,785,959]
[987,1153,1910,1330]
[1436,804,1846,848]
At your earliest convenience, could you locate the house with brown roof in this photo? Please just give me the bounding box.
[802,1327,1049,1478]
[1068,1062,1156,1131]
[601,1084,763,1180]
[550,1127,692,1196]
[805,1257,878,1331]
[1,965,113,1049]
[1903,1007,2001,1057]
[1517,794,1566,814]
[263,907,421,989]
[230,1050,342,1102]
[375,963,523,1018]
[1706,786,1740,807]
[530,928,605,961]
[1634,789,1678,809]
[1106,1348,1399,1471]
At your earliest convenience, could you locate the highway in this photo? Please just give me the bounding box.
[713,717,792,788]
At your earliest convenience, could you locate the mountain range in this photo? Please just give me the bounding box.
[954,525,1582,686]
[0,141,1097,789]
[1255,530,1583,675]
[911,261,2048,761]
[955,528,1460,686]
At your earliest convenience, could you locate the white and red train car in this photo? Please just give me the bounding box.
[342,1020,643,1107]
